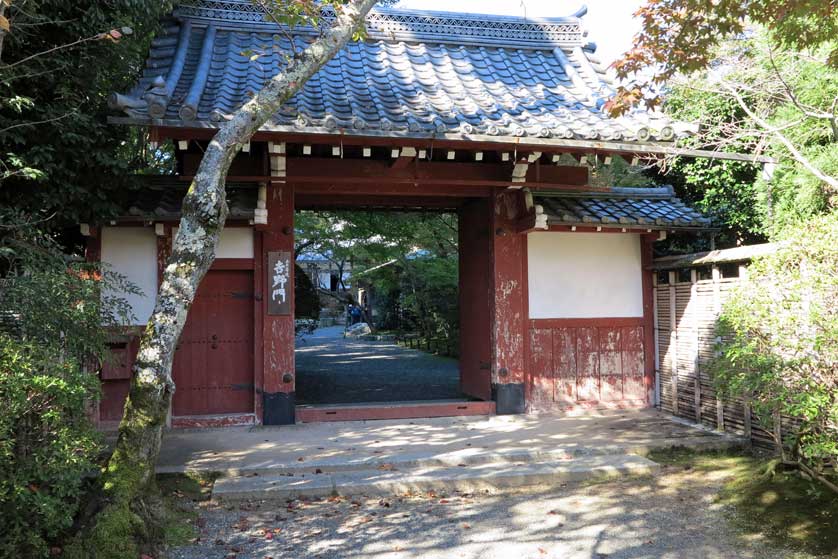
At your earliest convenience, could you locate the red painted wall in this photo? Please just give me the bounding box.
[527,319,648,411]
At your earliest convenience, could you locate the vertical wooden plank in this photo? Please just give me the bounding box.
[576,326,599,402]
[253,230,264,422]
[553,327,576,405]
[691,269,701,422]
[713,265,724,430]
[527,328,554,410]
[621,326,646,400]
[640,235,656,405]
[598,327,623,402]
[652,272,661,407]
[668,271,679,415]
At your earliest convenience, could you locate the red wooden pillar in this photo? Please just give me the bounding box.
[490,188,528,414]
[458,199,492,401]
[261,178,296,424]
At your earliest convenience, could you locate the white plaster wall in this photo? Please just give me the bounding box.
[527,232,643,319]
[101,227,157,325]
[172,227,254,258]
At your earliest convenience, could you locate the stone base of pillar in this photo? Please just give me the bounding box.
[492,383,525,415]
[263,391,295,425]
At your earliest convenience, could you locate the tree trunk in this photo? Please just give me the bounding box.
[68,2,377,556]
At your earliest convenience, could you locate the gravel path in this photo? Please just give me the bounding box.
[295,326,461,404]
[169,464,789,559]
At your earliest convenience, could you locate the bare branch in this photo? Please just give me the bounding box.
[1,31,105,70]
[0,108,77,135]
[720,80,838,192]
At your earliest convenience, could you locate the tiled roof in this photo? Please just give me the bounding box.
[110,1,686,144]
[535,186,713,230]
[116,179,711,230]
[115,177,258,220]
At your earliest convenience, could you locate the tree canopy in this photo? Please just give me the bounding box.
[608,0,838,115]
[0,0,173,228]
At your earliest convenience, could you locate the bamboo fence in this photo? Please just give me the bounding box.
[653,243,780,448]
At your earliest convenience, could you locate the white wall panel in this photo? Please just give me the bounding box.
[172,226,254,258]
[527,232,643,319]
[101,227,157,325]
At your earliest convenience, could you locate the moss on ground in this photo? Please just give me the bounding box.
[649,447,838,557]
[157,472,220,547]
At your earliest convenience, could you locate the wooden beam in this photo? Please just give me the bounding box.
[294,183,491,198]
[295,193,466,209]
[137,123,777,163]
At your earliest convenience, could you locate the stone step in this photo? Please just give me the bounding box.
[160,432,738,477]
[211,454,660,501]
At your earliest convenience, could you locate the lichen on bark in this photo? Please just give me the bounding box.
[69,1,378,556]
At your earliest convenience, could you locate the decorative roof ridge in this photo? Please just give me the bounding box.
[535,185,677,200]
[173,1,587,48]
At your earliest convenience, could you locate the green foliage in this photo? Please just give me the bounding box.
[0,213,138,558]
[609,0,838,114]
[710,212,838,487]
[295,210,459,338]
[294,262,320,320]
[0,0,174,226]
[0,337,102,559]
[663,31,838,247]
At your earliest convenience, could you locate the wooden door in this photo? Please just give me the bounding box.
[172,270,254,416]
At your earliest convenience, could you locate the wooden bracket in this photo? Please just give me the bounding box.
[509,151,542,190]
[390,146,417,170]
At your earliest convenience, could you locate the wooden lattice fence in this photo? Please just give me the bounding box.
[652,243,780,449]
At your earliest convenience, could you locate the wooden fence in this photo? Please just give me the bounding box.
[652,243,780,448]
[396,334,458,358]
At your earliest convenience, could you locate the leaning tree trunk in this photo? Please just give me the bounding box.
[68,2,377,557]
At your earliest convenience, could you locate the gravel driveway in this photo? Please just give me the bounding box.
[169,463,789,559]
[295,326,461,404]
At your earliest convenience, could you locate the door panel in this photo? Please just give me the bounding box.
[575,327,600,402]
[553,327,576,405]
[528,328,554,407]
[599,327,623,401]
[622,326,646,399]
[172,270,254,416]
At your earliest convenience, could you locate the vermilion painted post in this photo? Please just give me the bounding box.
[253,229,265,423]
[261,181,296,424]
[490,188,527,414]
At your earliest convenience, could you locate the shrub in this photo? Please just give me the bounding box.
[712,211,838,490]
[0,337,102,558]
[0,214,137,558]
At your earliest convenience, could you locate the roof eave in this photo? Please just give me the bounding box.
[544,220,718,233]
[108,117,775,164]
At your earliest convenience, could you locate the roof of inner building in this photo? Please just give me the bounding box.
[115,178,713,231]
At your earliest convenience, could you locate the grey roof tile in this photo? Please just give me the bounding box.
[536,186,712,230]
[116,179,709,231]
[111,1,684,143]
